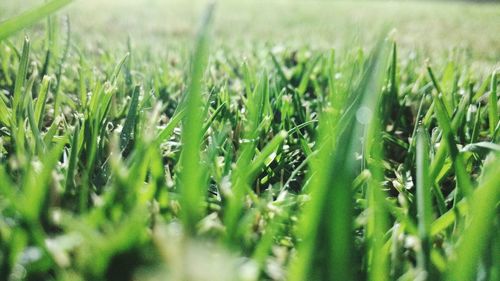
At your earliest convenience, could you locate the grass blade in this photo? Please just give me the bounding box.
[290,39,388,281]
[178,3,215,234]
[155,109,186,145]
[65,122,81,195]
[488,71,498,138]
[432,93,473,197]
[12,36,30,121]
[27,96,46,155]
[366,102,389,281]
[120,85,141,152]
[446,155,500,281]
[34,76,51,129]
[0,0,73,41]
[247,130,287,180]
[416,126,435,279]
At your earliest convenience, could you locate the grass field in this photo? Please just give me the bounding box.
[2,0,500,63]
[0,0,499,280]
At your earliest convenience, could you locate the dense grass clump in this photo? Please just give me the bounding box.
[0,1,499,281]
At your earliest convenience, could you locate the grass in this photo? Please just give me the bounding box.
[0,0,72,41]
[0,0,499,281]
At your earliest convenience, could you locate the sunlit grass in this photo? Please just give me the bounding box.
[0,1,499,281]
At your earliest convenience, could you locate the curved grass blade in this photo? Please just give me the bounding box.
[155,109,185,145]
[431,199,468,236]
[432,93,473,197]
[247,130,287,180]
[202,102,225,136]
[0,0,73,41]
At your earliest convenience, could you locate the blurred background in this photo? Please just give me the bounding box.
[1,0,499,68]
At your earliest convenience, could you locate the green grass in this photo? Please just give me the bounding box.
[0,0,72,41]
[0,1,499,281]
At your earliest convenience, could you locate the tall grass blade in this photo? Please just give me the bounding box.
[178,3,215,234]
[224,72,269,242]
[416,126,435,279]
[366,104,389,281]
[432,93,473,197]
[65,122,81,195]
[12,36,30,121]
[290,39,388,281]
[446,155,500,281]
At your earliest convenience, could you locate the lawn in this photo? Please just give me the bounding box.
[2,0,500,62]
[0,0,499,280]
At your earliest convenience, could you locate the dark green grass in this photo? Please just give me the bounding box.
[0,1,499,281]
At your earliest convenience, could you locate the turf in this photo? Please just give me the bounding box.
[0,1,499,281]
